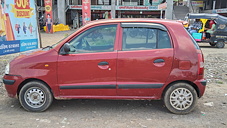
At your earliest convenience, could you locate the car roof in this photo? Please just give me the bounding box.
[84,18,181,27]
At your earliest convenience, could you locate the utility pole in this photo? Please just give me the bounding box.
[57,0,66,24]
[212,0,216,13]
[111,0,116,18]
[165,0,173,19]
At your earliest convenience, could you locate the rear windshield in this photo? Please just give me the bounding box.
[184,28,200,49]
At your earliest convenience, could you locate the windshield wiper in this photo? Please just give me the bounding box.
[42,45,53,50]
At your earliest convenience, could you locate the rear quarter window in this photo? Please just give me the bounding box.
[184,28,200,49]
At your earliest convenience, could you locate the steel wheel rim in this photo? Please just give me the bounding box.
[24,87,46,108]
[170,88,193,110]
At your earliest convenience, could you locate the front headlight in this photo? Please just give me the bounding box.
[5,63,10,74]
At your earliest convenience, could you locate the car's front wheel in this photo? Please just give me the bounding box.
[163,82,198,114]
[19,81,53,112]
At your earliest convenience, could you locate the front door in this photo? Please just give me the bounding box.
[57,24,118,96]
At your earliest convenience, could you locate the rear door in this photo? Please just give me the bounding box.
[117,23,174,96]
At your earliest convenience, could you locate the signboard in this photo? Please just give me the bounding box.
[70,5,111,10]
[191,1,203,7]
[0,0,40,55]
[82,0,91,25]
[117,6,158,10]
[69,5,158,10]
[216,8,227,13]
[44,0,53,33]
[158,2,167,10]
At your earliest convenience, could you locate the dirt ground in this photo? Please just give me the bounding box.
[0,30,227,128]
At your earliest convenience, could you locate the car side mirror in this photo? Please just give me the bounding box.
[60,43,70,55]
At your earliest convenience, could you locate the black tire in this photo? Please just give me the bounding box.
[19,81,53,112]
[209,42,216,46]
[163,82,198,114]
[216,40,225,48]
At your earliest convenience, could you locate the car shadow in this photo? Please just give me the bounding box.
[199,46,215,48]
[49,99,168,113]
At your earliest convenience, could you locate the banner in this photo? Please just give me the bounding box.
[191,1,203,7]
[69,5,158,11]
[82,0,91,25]
[44,0,53,33]
[0,0,40,55]
[158,2,167,10]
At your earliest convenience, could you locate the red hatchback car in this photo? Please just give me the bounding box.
[3,19,206,114]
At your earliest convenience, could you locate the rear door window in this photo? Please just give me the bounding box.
[121,24,172,51]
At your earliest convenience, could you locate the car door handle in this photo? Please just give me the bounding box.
[153,59,165,63]
[98,61,109,66]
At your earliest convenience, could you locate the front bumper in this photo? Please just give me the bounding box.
[3,79,15,85]
[3,74,23,98]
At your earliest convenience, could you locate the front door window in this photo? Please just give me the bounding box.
[68,25,117,53]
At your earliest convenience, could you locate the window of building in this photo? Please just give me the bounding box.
[98,0,111,5]
[71,0,82,5]
[122,0,144,5]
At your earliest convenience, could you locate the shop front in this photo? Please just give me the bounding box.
[69,4,161,28]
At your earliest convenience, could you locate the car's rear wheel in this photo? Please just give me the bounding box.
[216,40,225,48]
[19,81,53,112]
[163,82,198,114]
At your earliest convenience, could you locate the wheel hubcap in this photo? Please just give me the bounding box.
[217,42,224,47]
[170,88,193,110]
[24,87,46,108]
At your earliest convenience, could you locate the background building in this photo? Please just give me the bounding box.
[68,0,165,28]
[36,0,227,29]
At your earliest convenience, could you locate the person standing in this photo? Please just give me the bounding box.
[46,13,53,33]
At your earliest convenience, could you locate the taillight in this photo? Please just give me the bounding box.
[198,53,204,75]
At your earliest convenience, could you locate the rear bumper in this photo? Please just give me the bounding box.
[3,74,23,98]
[200,80,207,86]
[194,79,207,98]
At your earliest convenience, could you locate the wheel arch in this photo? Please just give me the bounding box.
[162,80,200,98]
[17,78,52,97]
